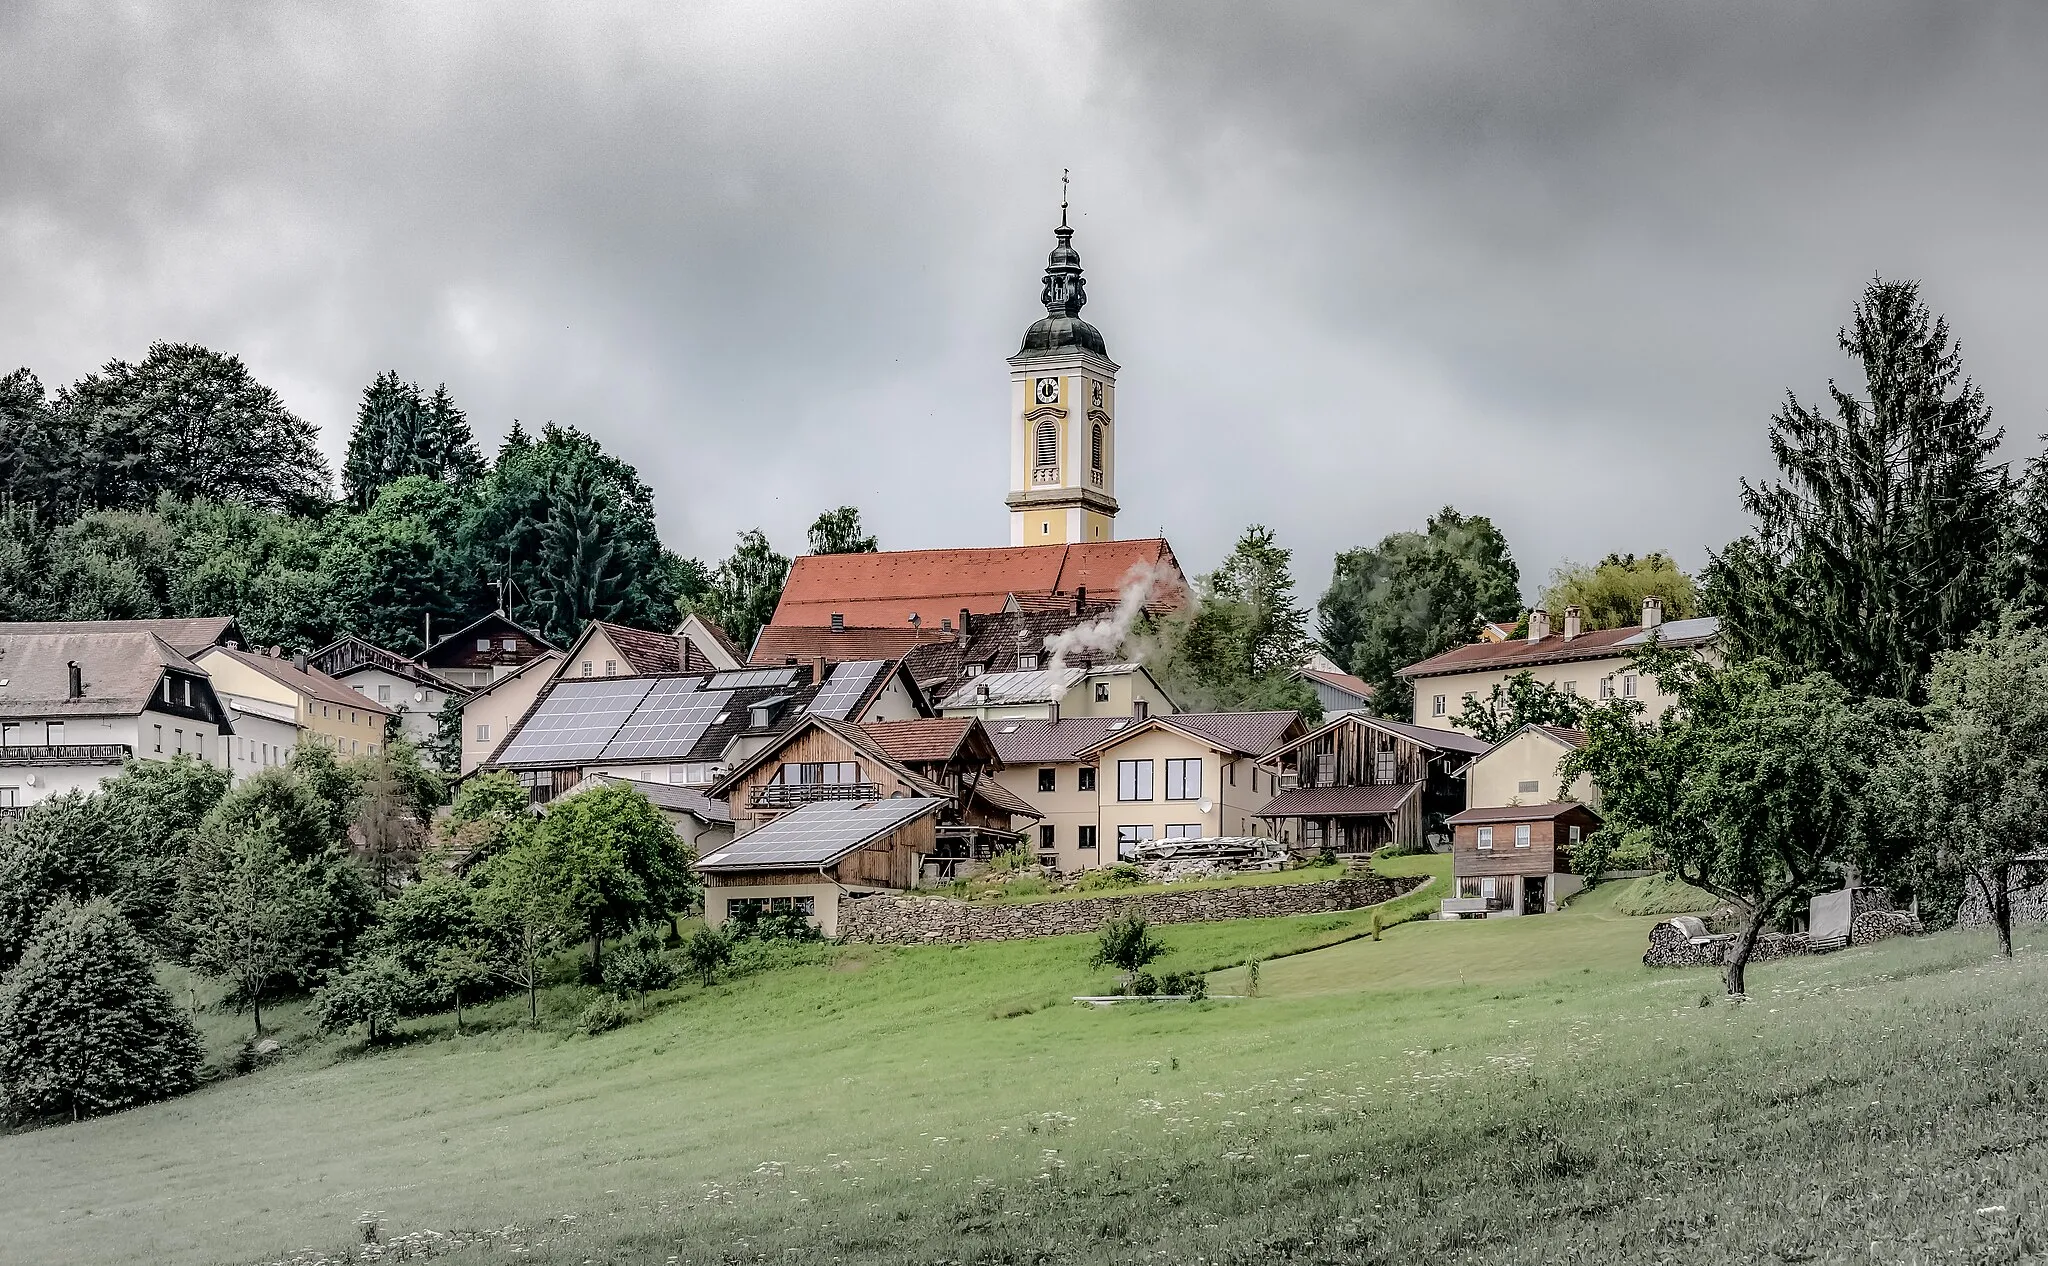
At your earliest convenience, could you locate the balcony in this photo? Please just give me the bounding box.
[0,743,131,766]
[749,781,881,809]
[1031,467,1061,486]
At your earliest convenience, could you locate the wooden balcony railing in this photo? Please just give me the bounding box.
[749,781,881,809]
[0,743,131,765]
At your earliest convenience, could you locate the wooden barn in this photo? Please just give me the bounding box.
[1255,713,1488,855]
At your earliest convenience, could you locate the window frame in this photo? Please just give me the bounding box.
[1077,765,1096,792]
[1116,759,1154,802]
[1432,694,1447,717]
[1476,826,1494,851]
[1164,757,1202,802]
[1037,768,1057,793]
[1515,824,1532,848]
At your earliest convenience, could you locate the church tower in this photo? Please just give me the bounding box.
[1006,201,1118,545]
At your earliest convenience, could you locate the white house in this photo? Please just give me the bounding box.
[310,634,462,751]
[0,629,233,809]
[222,695,300,781]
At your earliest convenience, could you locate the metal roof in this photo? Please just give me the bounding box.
[697,797,946,871]
[937,662,1142,709]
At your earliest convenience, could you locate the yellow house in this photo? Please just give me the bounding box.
[194,645,392,758]
[986,715,1131,872]
[937,662,1174,723]
[1399,602,1719,733]
[459,650,564,775]
[1464,724,1596,809]
[1074,712,1304,860]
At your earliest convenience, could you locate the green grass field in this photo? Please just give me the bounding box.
[3,863,2044,1266]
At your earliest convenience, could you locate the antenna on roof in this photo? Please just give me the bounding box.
[490,579,506,617]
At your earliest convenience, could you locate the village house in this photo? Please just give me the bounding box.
[309,634,462,751]
[1441,801,1601,917]
[555,617,745,681]
[1399,598,1718,731]
[1464,724,1594,809]
[556,771,735,856]
[458,650,564,775]
[707,714,1036,861]
[0,629,234,809]
[935,661,1173,723]
[482,660,917,803]
[0,616,243,658]
[985,715,1131,872]
[1073,712,1305,860]
[696,797,948,938]
[222,694,300,781]
[411,613,557,691]
[1295,655,1375,719]
[194,644,393,759]
[1256,713,1489,855]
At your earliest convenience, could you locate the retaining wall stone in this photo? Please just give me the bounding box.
[836,875,1421,945]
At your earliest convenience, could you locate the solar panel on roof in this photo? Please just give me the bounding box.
[701,798,942,869]
[493,678,656,765]
[806,659,886,719]
[707,667,801,690]
[599,683,734,761]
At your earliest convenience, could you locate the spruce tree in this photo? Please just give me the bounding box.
[342,372,427,510]
[421,383,486,486]
[537,458,628,643]
[0,898,203,1122]
[1705,279,2006,701]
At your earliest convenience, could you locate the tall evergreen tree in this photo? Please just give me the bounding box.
[420,384,486,486]
[1703,279,2006,701]
[56,342,330,513]
[537,458,629,643]
[1148,525,1318,714]
[343,375,486,509]
[0,369,79,518]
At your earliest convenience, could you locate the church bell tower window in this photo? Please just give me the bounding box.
[1034,420,1059,483]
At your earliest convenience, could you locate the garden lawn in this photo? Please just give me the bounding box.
[2,876,2044,1266]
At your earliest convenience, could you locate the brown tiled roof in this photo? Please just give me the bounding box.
[418,612,558,662]
[0,617,239,658]
[0,631,214,720]
[585,774,733,825]
[1075,711,1305,760]
[770,539,1187,628]
[1256,784,1418,819]
[1447,802,1602,825]
[899,604,1126,699]
[1300,666,1375,700]
[1532,725,1589,747]
[860,717,977,764]
[204,645,393,714]
[1399,618,1719,680]
[683,614,746,666]
[984,716,1132,764]
[592,621,684,675]
[964,773,1040,820]
[750,623,953,667]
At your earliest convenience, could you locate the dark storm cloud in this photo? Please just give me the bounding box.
[4,2,2045,605]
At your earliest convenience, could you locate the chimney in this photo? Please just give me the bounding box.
[1641,595,1664,629]
[1563,606,1583,641]
[830,612,845,632]
[292,651,309,672]
[811,656,829,686]
[975,681,991,702]
[1074,585,1087,614]
[1527,610,1550,641]
[1047,699,1060,726]
[66,661,82,700]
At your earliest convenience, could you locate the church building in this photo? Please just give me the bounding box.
[1006,207,1120,545]
[749,205,1183,664]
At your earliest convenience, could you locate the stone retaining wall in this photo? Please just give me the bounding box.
[836,875,1421,945]
[1644,909,1921,969]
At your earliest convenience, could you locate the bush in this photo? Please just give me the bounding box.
[1077,864,1145,893]
[602,931,678,997]
[576,994,634,1035]
[727,905,822,943]
[0,898,202,1121]
[1156,970,1208,1000]
[1126,971,1159,996]
[988,848,1038,875]
[1090,911,1165,975]
[310,954,421,1043]
[684,926,733,984]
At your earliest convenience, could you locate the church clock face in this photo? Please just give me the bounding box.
[1034,376,1060,406]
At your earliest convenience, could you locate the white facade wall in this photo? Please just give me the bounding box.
[0,707,230,808]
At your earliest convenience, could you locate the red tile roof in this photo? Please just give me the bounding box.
[1256,784,1418,818]
[860,717,978,764]
[750,623,954,667]
[1398,618,1719,680]
[1446,802,1602,825]
[769,539,1187,629]
[590,621,684,675]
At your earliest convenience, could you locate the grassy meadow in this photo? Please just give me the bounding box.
[2,856,2044,1265]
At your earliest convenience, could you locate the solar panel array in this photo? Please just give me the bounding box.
[807,659,886,719]
[600,680,734,761]
[701,797,944,869]
[493,678,656,765]
[707,667,801,690]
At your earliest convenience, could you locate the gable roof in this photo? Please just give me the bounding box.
[707,713,951,801]
[899,604,1131,701]
[983,715,1135,764]
[309,634,460,693]
[199,645,393,715]
[459,650,565,705]
[697,797,947,872]
[859,717,981,765]
[1447,801,1603,825]
[1265,711,1494,764]
[935,662,1151,711]
[0,631,221,722]
[1400,618,1720,680]
[581,620,685,675]
[488,667,822,770]
[770,539,1186,629]
[750,623,956,668]
[1074,711,1304,761]
[0,617,240,658]
[417,613,558,663]
[677,613,746,671]
[1298,666,1375,703]
[580,774,734,826]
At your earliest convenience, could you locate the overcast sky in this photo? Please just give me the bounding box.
[6,2,2046,607]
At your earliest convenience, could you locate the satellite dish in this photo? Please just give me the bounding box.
[1200,800,1213,814]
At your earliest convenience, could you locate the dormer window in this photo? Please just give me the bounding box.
[1018,653,1040,671]
[964,664,985,678]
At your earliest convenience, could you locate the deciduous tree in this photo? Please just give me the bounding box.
[1540,552,1697,632]
[688,528,790,654]
[806,506,878,555]
[1452,671,1590,744]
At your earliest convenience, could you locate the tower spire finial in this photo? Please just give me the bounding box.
[1060,168,1069,228]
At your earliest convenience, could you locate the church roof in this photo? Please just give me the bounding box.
[1013,219,1109,361]
[768,539,1185,630]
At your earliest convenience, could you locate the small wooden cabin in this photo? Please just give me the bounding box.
[1257,714,1489,854]
[697,797,944,937]
[1442,802,1601,917]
